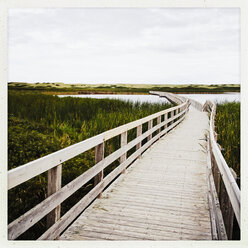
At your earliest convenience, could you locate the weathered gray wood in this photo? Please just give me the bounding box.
[120,131,127,174]
[39,179,105,240]
[150,91,185,105]
[46,164,62,238]
[157,115,161,135]
[39,129,165,240]
[136,124,142,152]
[163,113,168,134]
[82,210,210,231]
[209,105,240,227]
[61,107,212,241]
[8,134,103,190]
[170,109,174,126]
[207,138,227,240]
[213,157,221,195]
[9,110,189,240]
[220,168,237,239]
[206,100,240,239]
[147,119,153,141]
[94,142,104,198]
[8,92,190,240]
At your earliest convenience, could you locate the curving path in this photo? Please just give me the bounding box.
[61,106,212,240]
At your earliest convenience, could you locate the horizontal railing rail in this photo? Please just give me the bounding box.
[204,100,240,239]
[8,99,190,240]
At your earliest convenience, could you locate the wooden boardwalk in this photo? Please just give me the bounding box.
[61,106,212,240]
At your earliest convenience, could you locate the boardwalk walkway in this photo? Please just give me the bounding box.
[61,106,212,240]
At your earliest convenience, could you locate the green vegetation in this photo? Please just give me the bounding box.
[215,102,240,178]
[8,82,240,94]
[8,90,173,239]
[215,101,240,240]
[7,89,240,240]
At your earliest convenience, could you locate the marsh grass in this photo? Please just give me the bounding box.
[215,101,240,178]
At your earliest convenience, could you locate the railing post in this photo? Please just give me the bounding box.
[164,113,168,133]
[94,142,104,197]
[157,115,161,137]
[170,110,174,126]
[220,168,237,239]
[212,154,221,196]
[47,164,62,239]
[120,131,127,173]
[174,109,178,123]
[136,125,142,151]
[148,120,153,141]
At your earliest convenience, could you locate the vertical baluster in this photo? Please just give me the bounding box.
[164,113,168,134]
[136,124,142,151]
[148,119,153,141]
[47,164,62,239]
[221,168,237,239]
[170,110,174,126]
[94,142,104,197]
[120,131,127,173]
[174,109,178,123]
[157,115,161,137]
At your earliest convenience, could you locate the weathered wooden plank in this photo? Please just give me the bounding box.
[94,142,104,197]
[61,106,212,241]
[73,215,211,238]
[82,210,211,232]
[120,131,127,174]
[147,119,153,141]
[101,191,207,206]
[89,202,210,221]
[8,133,103,190]
[38,179,105,240]
[92,203,210,222]
[46,164,62,236]
[39,128,165,240]
[136,124,142,151]
[224,168,237,239]
[84,208,211,231]
[10,117,183,240]
[66,218,211,240]
[157,115,161,135]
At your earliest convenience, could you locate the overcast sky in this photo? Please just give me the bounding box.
[8,8,240,84]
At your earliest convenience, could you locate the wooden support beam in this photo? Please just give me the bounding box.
[174,109,178,123]
[120,131,127,173]
[220,168,237,239]
[157,115,161,136]
[170,110,174,127]
[136,125,142,151]
[164,113,168,134]
[47,164,62,239]
[94,142,104,197]
[147,120,153,141]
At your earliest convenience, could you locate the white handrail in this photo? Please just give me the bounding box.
[208,101,240,227]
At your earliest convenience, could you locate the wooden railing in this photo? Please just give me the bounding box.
[204,100,240,240]
[149,91,203,111]
[8,99,190,240]
[150,91,185,105]
[151,91,240,239]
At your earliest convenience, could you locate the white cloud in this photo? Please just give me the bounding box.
[8,8,240,84]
